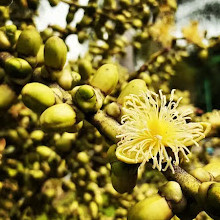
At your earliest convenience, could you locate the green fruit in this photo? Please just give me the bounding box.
[16,28,42,56]
[90,64,119,95]
[78,59,93,80]
[0,84,16,110]
[0,31,10,50]
[21,82,55,113]
[44,36,67,70]
[40,104,76,132]
[128,194,173,220]
[5,58,32,84]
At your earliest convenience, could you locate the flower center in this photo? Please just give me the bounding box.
[147,116,175,146]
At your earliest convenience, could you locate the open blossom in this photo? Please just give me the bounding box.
[116,89,210,173]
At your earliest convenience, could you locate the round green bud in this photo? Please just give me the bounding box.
[77,152,89,163]
[105,102,121,118]
[190,168,213,182]
[48,0,60,6]
[16,28,42,56]
[30,130,44,142]
[203,162,220,178]
[90,64,119,95]
[199,182,220,217]
[111,161,138,194]
[78,59,93,80]
[36,145,56,158]
[111,171,137,194]
[5,58,32,84]
[89,201,98,219]
[58,69,81,90]
[128,194,173,220]
[159,181,183,203]
[55,132,76,152]
[40,104,76,132]
[44,36,67,70]
[0,84,16,110]
[139,72,152,85]
[132,19,142,28]
[21,82,55,113]
[66,11,75,24]
[198,181,215,205]
[74,85,103,113]
[117,79,147,105]
[0,31,10,50]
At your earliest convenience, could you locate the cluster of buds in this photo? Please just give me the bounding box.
[0,0,220,219]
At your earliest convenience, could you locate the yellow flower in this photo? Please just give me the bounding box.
[116,90,211,173]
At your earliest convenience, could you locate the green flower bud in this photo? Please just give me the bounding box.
[77,152,89,163]
[78,59,93,80]
[5,25,17,45]
[139,72,152,85]
[90,64,119,95]
[36,44,44,66]
[5,58,32,84]
[0,31,10,50]
[203,161,220,178]
[17,127,29,139]
[128,194,173,220]
[36,145,56,159]
[111,161,138,194]
[198,181,215,205]
[0,84,16,110]
[199,182,220,217]
[132,19,143,28]
[78,31,88,44]
[66,11,75,24]
[29,170,45,179]
[159,181,183,203]
[0,6,9,21]
[44,36,67,70]
[48,0,60,6]
[40,28,53,42]
[55,132,76,152]
[40,104,76,132]
[21,82,55,113]
[30,130,44,142]
[74,85,103,113]
[58,69,81,90]
[89,201,98,219]
[190,168,213,182]
[16,28,42,56]
[117,79,147,105]
[105,102,121,118]
[107,144,118,163]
